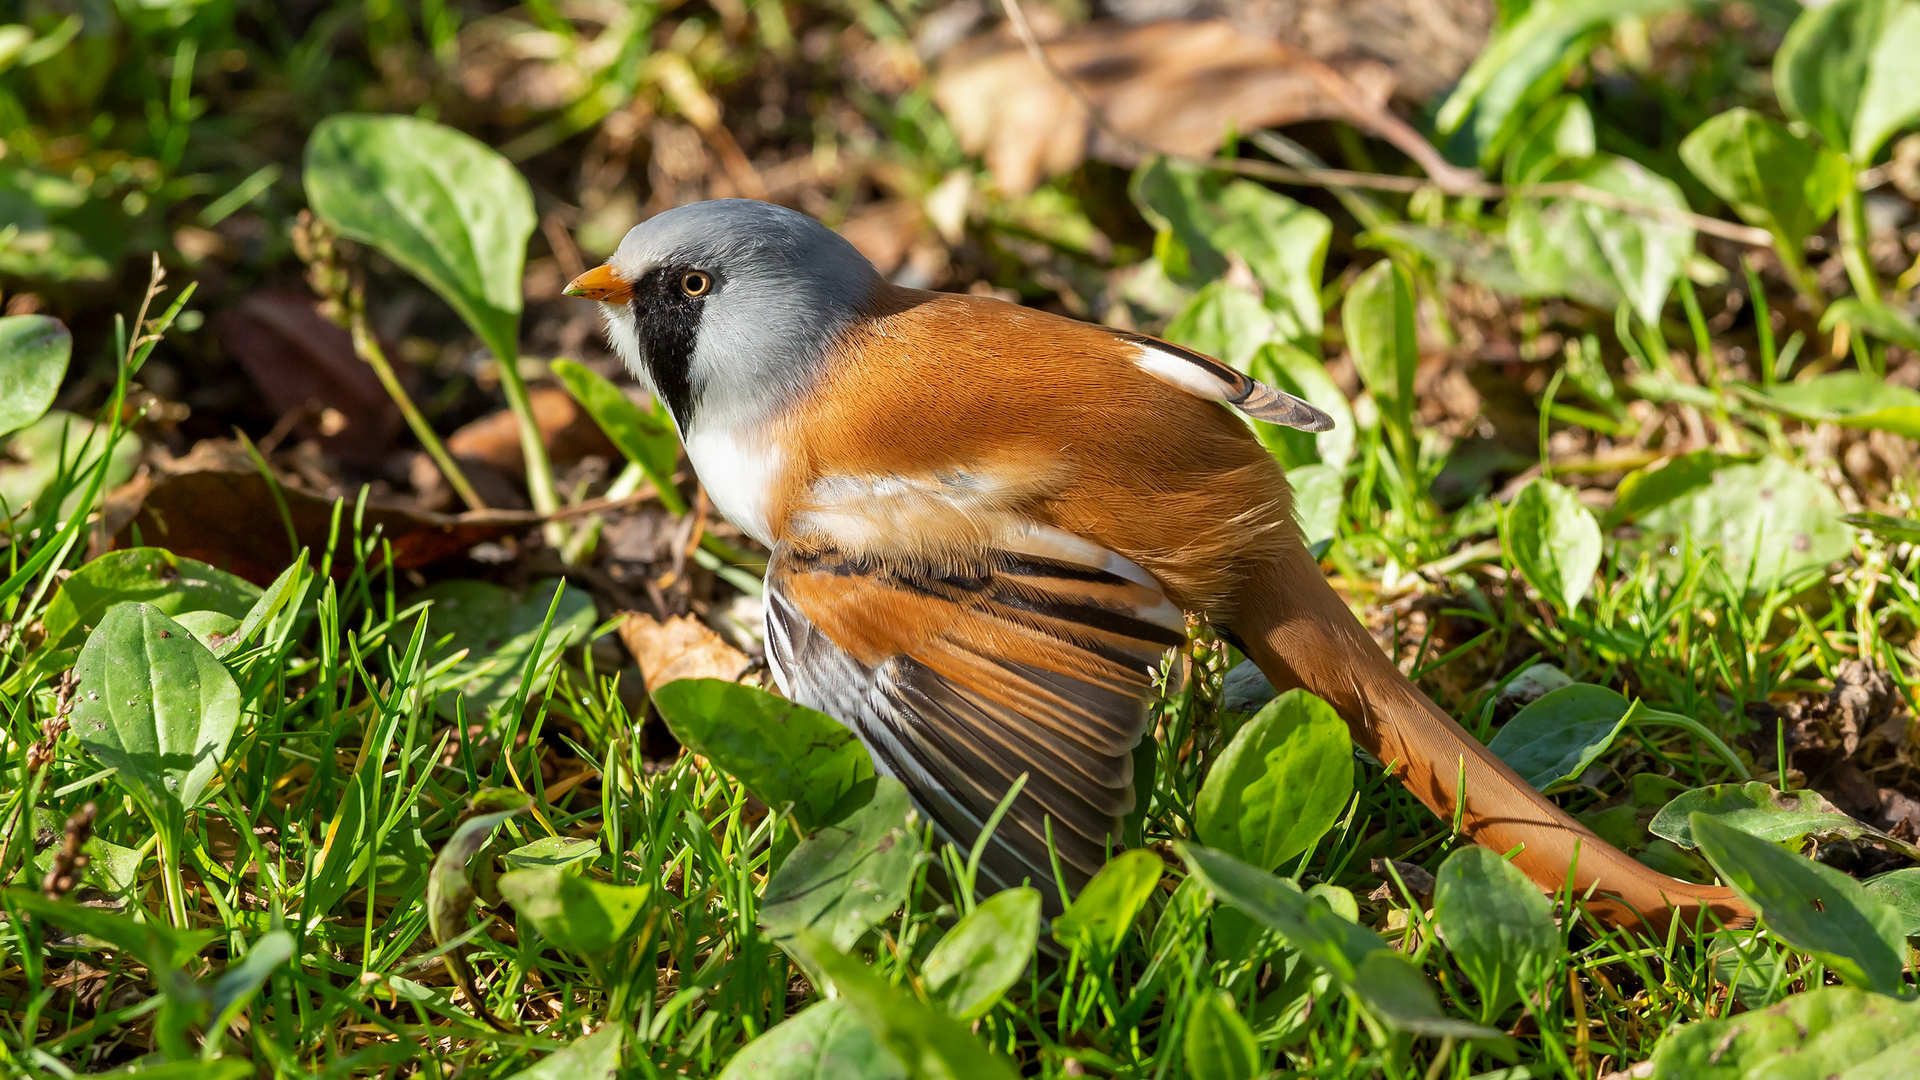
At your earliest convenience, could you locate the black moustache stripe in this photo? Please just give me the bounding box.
[630,265,703,430]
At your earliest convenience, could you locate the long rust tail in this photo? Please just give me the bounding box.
[1228,539,1751,936]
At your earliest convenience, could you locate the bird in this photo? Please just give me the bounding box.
[565,198,1749,934]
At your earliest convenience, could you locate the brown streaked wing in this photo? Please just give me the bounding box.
[763,541,1184,910]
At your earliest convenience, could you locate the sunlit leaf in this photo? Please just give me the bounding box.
[1485,684,1630,792]
[1508,155,1693,322]
[717,1000,905,1080]
[761,778,920,951]
[504,835,602,873]
[1433,847,1562,1021]
[1647,986,1920,1079]
[1343,259,1417,439]
[1864,868,1920,936]
[1500,478,1601,611]
[43,547,262,652]
[923,887,1040,1021]
[1755,369,1920,440]
[499,868,651,957]
[551,358,683,509]
[1650,782,1920,861]
[1195,689,1352,873]
[505,1025,624,1080]
[1690,813,1908,996]
[1630,455,1851,592]
[1679,108,1849,247]
[652,678,876,831]
[0,314,70,438]
[1183,991,1260,1080]
[1051,849,1163,956]
[304,114,534,362]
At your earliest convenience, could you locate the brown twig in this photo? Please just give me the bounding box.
[992,0,1774,249]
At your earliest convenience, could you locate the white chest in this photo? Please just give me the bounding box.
[683,423,786,548]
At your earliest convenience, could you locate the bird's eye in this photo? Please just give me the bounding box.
[680,270,712,297]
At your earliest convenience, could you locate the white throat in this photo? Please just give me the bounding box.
[682,416,785,548]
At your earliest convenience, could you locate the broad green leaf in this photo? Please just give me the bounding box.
[499,869,651,957]
[43,547,262,651]
[1052,848,1163,956]
[1485,684,1630,792]
[1756,369,1920,440]
[1184,991,1260,1080]
[718,1000,905,1080]
[1508,155,1694,322]
[1679,108,1849,248]
[1605,450,1724,528]
[173,611,240,650]
[1690,813,1908,996]
[1504,96,1596,187]
[1650,782,1920,861]
[1164,281,1277,370]
[1647,986,1920,1079]
[88,1064,252,1080]
[1285,463,1343,548]
[922,887,1040,1021]
[1433,847,1562,1021]
[0,410,139,518]
[427,788,532,950]
[304,114,535,362]
[415,579,595,720]
[652,678,876,831]
[1631,456,1851,592]
[1132,157,1330,343]
[1500,478,1601,611]
[1194,689,1352,872]
[551,359,683,509]
[1343,260,1417,438]
[1178,844,1503,1038]
[29,823,141,897]
[504,835,602,873]
[761,778,920,950]
[791,931,1022,1080]
[1864,868,1920,936]
[1775,0,1893,153]
[0,314,70,438]
[1436,0,1686,162]
[1856,1,1920,160]
[1377,223,1553,299]
[70,603,242,816]
[1844,510,1920,544]
[505,1025,624,1080]
[1819,297,1920,353]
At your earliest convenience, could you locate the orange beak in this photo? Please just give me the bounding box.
[564,264,632,304]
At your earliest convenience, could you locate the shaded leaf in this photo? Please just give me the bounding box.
[498,869,651,957]
[1647,986,1920,1079]
[304,114,534,362]
[1690,812,1908,996]
[552,359,683,510]
[209,930,294,1028]
[0,410,138,519]
[415,578,595,721]
[1195,689,1352,872]
[761,778,920,950]
[1133,157,1330,343]
[1343,259,1417,437]
[1650,782,1920,862]
[717,1000,905,1080]
[791,930,1021,1080]
[504,836,602,873]
[1485,684,1630,792]
[43,547,261,652]
[1630,455,1851,592]
[1052,848,1163,956]
[652,678,876,831]
[70,603,242,817]
[1679,108,1849,248]
[0,314,70,438]
[1501,478,1601,611]
[1755,369,1920,440]
[505,1025,624,1080]
[923,887,1040,1021]
[1433,847,1562,1020]
[426,789,532,950]
[1864,868,1920,936]
[1184,991,1260,1080]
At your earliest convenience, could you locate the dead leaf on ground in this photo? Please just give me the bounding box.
[105,440,542,584]
[933,19,1478,196]
[445,384,618,480]
[216,292,404,467]
[618,612,752,693]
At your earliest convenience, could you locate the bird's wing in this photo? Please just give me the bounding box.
[763,539,1185,907]
[1113,329,1335,432]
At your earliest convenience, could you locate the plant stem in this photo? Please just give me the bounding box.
[493,346,568,548]
[348,310,488,513]
[156,821,191,928]
[1837,185,1883,308]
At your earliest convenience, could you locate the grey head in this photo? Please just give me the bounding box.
[594,200,884,433]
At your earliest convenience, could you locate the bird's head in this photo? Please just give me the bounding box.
[565,199,883,433]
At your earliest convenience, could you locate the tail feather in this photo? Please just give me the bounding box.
[1229,539,1752,936]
